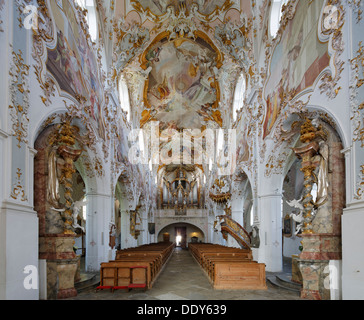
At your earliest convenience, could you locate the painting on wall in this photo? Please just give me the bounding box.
[235,116,251,164]
[263,0,330,139]
[46,0,106,140]
[142,36,221,131]
[283,214,292,237]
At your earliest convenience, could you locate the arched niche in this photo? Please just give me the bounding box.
[281,157,304,259]
[157,222,205,247]
[275,112,346,295]
[231,171,254,233]
[33,119,96,299]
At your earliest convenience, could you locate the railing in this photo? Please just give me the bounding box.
[217,215,251,250]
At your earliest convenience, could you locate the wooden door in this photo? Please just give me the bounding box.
[163,233,170,242]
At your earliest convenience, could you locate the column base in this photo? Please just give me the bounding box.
[39,234,78,300]
[57,288,78,300]
[298,259,330,300]
[300,288,323,300]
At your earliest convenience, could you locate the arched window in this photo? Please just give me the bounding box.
[233,74,246,122]
[118,75,131,122]
[269,0,289,37]
[75,0,98,41]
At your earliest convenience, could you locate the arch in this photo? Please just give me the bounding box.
[231,170,254,231]
[32,113,101,190]
[305,105,350,150]
[157,222,205,244]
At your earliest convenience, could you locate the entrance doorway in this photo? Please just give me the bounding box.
[175,227,187,248]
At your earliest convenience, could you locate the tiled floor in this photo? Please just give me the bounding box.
[67,248,302,300]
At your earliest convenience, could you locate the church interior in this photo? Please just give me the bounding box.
[0,0,364,301]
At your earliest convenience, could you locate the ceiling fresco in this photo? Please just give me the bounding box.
[142,36,222,131]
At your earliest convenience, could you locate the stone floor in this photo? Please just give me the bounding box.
[67,248,302,300]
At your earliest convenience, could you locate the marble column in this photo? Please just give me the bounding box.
[293,120,345,300]
[34,126,80,299]
[39,234,78,299]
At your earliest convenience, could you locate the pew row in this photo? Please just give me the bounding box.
[97,242,175,292]
[189,243,267,290]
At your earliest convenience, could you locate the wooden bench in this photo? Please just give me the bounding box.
[97,242,175,292]
[213,262,267,290]
[188,243,267,290]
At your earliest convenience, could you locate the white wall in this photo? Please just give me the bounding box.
[342,204,364,300]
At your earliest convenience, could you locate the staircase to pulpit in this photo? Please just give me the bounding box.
[216,215,251,250]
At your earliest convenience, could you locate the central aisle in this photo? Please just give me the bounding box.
[68,247,302,300]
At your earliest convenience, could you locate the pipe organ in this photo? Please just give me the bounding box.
[161,167,201,213]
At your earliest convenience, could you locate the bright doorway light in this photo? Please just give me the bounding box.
[176,235,182,246]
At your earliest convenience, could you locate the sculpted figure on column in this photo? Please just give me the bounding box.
[311,118,329,207]
[314,140,329,207]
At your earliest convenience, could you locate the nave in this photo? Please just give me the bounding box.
[2,0,364,300]
[66,247,301,300]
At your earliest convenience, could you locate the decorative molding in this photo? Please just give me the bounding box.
[318,0,345,99]
[8,47,30,148]
[264,151,289,178]
[350,41,364,148]
[348,0,363,23]
[32,0,56,107]
[10,168,28,202]
[354,164,364,200]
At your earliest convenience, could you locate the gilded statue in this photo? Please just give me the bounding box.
[313,140,329,207]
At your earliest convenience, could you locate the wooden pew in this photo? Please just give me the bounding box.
[188,242,267,290]
[97,242,175,292]
[213,262,267,290]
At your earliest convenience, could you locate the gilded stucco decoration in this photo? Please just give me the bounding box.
[32,0,56,107]
[350,41,364,148]
[10,168,28,202]
[355,165,364,200]
[113,0,248,133]
[214,16,253,73]
[9,48,30,149]
[260,0,345,146]
[318,0,345,99]
[113,19,150,71]
[32,0,116,160]
[348,0,363,22]
[264,152,289,178]
[350,38,364,200]
[48,119,83,235]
